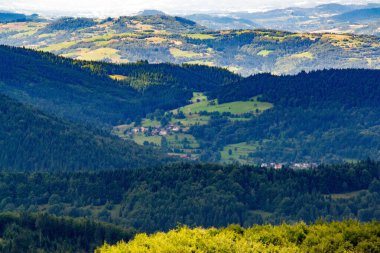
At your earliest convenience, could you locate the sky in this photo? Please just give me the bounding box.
[0,0,377,17]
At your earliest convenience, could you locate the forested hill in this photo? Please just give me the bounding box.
[190,69,380,163]
[0,161,378,232]
[0,45,238,126]
[214,69,380,107]
[0,213,134,252]
[0,94,169,171]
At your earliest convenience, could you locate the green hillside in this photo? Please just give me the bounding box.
[0,15,379,75]
[0,45,238,126]
[0,94,168,171]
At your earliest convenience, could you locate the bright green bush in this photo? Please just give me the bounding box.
[96,220,380,253]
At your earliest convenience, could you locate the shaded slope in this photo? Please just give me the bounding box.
[0,46,238,125]
[0,94,168,171]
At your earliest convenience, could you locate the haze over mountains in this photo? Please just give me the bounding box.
[1,5,380,76]
[0,2,380,252]
[186,3,380,33]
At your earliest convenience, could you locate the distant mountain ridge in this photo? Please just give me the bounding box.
[333,8,380,22]
[185,3,380,35]
[0,12,39,23]
[0,14,379,76]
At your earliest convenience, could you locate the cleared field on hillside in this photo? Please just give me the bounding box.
[221,142,258,164]
[175,92,273,115]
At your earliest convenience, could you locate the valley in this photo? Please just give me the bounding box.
[113,92,273,162]
[0,3,379,252]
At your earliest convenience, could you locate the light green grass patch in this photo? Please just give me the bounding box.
[76,48,122,62]
[142,119,161,128]
[183,34,216,40]
[167,133,200,149]
[175,93,273,115]
[170,114,210,127]
[170,48,203,58]
[258,50,273,57]
[9,30,38,38]
[221,142,258,164]
[40,41,77,52]
[132,134,162,146]
[185,60,215,66]
[291,52,314,60]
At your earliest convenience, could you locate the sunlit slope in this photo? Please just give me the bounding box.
[97,221,380,253]
[1,16,379,75]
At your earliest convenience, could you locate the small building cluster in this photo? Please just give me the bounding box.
[127,124,182,137]
[261,162,318,170]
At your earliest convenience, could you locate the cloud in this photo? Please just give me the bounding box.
[0,0,374,16]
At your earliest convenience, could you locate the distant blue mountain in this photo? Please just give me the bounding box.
[333,8,380,22]
[0,12,39,23]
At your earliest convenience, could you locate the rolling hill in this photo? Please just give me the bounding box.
[333,8,380,22]
[186,3,380,36]
[0,93,168,171]
[0,45,237,126]
[0,14,379,76]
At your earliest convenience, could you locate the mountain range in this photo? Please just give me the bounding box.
[185,3,380,35]
[0,4,380,251]
[0,5,379,76]
[1,45,380,165]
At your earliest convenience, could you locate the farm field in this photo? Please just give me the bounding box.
[221,142,258,164]
[114,92,272,161]
[173,92,273,116]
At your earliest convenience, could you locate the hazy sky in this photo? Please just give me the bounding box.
[0,0,377,16]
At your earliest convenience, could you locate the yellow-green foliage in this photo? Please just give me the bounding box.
[183,34,216,40]
[40,41,77,52]
[291,52,314,60]
[257,50,273,57]
[170,48,203,58]
[175,92,273,115]
[96,221,380,253]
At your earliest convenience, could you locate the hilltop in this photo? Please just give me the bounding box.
[0,14,379,75]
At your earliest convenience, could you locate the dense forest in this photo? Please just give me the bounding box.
[2,46,380,163]
[0,94,169,171]
[0,161,378,232]
[0,45,237,126]
[0,212,133,252]
[193,69,380,163]
[97,220,380,253]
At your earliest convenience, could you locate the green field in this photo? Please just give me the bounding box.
[40,41,77,52]
[221,142,258,164]
[170,48,203,58]
[114,92,272,161]
[291,51,314,59]
[183,34,216,40]
[174,92,273,115]
[132,133,162,146]
[170,114,210,127]
[258,50,273,57]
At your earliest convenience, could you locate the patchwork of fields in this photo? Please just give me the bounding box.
[113,92,273,163]
[1,16,380,75]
